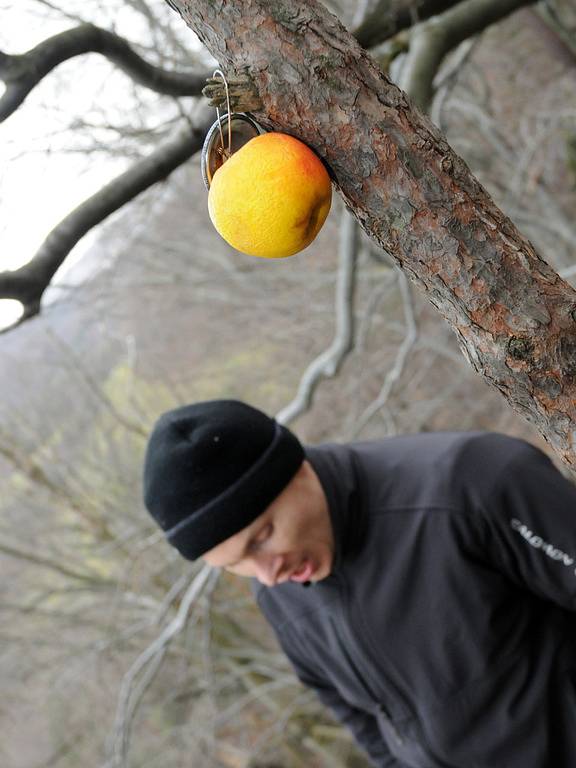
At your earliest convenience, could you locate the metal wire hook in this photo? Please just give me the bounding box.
[212,69,232,161]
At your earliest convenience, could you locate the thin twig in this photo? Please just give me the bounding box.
[107,564,217,768]
[276,209,359,426]
[352,268,419,437]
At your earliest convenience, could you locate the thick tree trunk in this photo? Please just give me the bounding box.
[169,0,576,468]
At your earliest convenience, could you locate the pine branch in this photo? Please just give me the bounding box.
[0,108,214,329]
[0,23,210,123]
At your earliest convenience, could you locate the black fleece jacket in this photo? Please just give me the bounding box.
[253,431,576,768]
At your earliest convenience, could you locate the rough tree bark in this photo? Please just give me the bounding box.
[166,0,576,468]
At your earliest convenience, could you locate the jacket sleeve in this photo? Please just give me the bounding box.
[281,643,408,768]
[475,434,576,610]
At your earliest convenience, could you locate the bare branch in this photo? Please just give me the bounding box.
[429,37,478,127]
[0,107,214,330]
[527,4,576,67]
[276,209,359,426]
[400,0,537,111]
[0,539,116,586]
[0,23,210,123]
[41,326,149,438]
[352,267,419,436]
[353,0,462,48]
[32,0,89,26]
[108,565,218,768]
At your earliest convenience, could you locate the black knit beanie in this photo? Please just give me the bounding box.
[143,400,304,560]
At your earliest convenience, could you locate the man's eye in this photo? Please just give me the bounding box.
[251,524,273,549]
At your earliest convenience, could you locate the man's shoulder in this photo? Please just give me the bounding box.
[350,429,530,456]
[343,430,541,477]
[333,430,542,513]
[309,429,532,461]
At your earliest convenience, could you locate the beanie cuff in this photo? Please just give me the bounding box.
[164,421,303,559]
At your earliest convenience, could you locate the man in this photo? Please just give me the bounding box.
[143,399,576,768]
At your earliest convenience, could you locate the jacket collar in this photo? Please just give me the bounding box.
[305,442,367,576]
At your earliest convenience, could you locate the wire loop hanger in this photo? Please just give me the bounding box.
[212,69,232,162]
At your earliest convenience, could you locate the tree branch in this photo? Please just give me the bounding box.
[524,6,576,69]
[276,209,359,427]
[429,37,478,127]
[353,0,463,48]
[168,0,576,467]
[0,107,214,329]
[352,266,419,436]
[108,565,217,768]
[0,539,116,586]
[0,23,210,123]
[400,0,537,111]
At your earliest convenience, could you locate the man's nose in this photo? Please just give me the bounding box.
[254,554,285,586]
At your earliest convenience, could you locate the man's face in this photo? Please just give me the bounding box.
[202,460,334,586]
